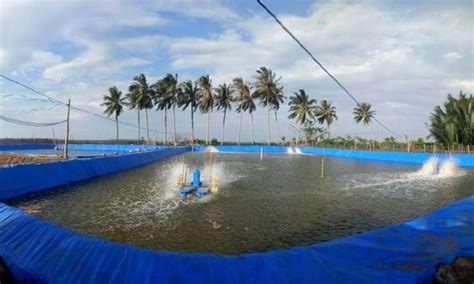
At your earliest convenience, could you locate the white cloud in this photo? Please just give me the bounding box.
[42,43,152,82]
[0,0,472,141]
[444,51,462,62]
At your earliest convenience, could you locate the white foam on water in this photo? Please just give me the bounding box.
[287,148,295,154]
[206,146,219,153]
[294,147,302,154]
[340,157,462,194]
[417,157,439,176]
[438,158,458,178]
[414,157,460,179]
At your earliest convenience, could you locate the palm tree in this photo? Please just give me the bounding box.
[128,74,154,143]
[151,79,169,144]
[233,77,251,145]
[429,91,473,150]
[101,86,126,142]
[180,80,201,143]
[198,75,214,145]
[241,93,257,144]
[160,74,180,146]
[253,67,284,145]
[314,100,338,138]
[215,83,234,145]
[288,89,317,145]
[353,102,376,150]
[272,95,285,144]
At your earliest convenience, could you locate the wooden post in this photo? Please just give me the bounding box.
[63,99,71,159]
[405,135,410,153]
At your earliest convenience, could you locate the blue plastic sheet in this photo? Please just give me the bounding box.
[192,145,474,168]
[0,147,189,200]
[56,143,168,152]
[0,144,54,151]
[0,144,473,283]
[1,195,473,283]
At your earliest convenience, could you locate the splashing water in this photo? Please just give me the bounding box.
[438,158,458,177]
[167,156,240,192]
[418,157,439,176]
[346,157,460,191]
[416,157,458,178]
[287,147,302,154]
[206,146,219,153]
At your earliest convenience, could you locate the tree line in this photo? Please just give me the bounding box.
[428,91,473,150]
[102,66,379,146]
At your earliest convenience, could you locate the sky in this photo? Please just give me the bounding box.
[0,0,472,142]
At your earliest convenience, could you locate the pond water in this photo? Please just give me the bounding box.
[7,152,474,255]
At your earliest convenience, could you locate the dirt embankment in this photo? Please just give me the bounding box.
[0,153,64,166]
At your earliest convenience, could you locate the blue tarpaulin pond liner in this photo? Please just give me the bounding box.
[0,144,473,283]
[192,145,474,168]
[1,196,473,283]
[0,146,189,200]
[0,144,55,151]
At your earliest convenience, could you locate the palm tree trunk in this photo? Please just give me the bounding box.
[267,106,271,146]
[145,108,150,142]
[221,108,227,146]
[173,104,177,146]
[115,114,119,143]
[238,103,243,145]
[250,112,254,145]
[164,108,167,145]
[191,106,195,144]
[300,128,304,146]
[274,110,280,145]
[137,110,141,144]
[327,124,330,140]
[206,111,210,145]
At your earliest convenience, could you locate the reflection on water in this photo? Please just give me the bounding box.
[7,152,474,255]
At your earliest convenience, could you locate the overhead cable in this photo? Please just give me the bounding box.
[256,0,400,137]
[0,115,66,127]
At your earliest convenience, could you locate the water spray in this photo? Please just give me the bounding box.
[176,153,219,197]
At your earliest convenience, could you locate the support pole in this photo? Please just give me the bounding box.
[320,157,325,179]
[63,99,71,159]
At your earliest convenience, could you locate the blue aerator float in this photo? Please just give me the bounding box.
[177,169,218,197]
[177,156,218,197]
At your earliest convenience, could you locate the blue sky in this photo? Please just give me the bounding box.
[0,0,472,142]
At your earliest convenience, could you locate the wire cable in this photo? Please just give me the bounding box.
[256,0,400,137]
[0,74,182,136]
[0,115,66,127]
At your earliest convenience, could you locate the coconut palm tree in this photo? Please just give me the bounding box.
[233,77,251,145]
[128,74,154,143]
[215,83,234,145]
[101,86,126,142]
[241,93,257,144]
[429,91,473,150]
[288,89,317,145]
[314,100,338,138]
[160,74,180,146]
[272,95,285,144]
[198,75,214,145]
[180,80,201,144]
[253,67,284,145]
[151,79,169,144]
[353,102,376,150]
